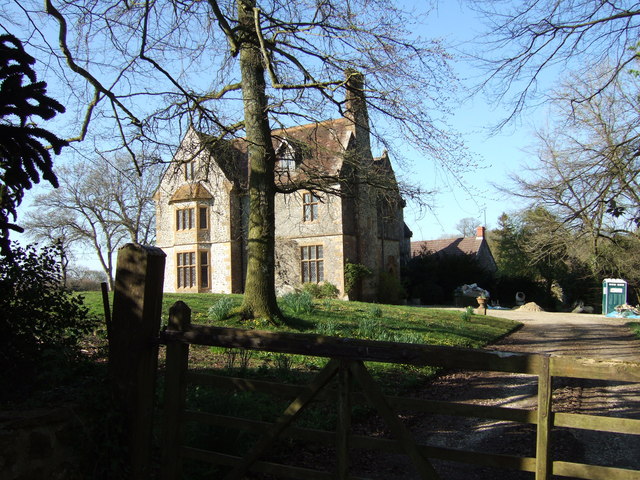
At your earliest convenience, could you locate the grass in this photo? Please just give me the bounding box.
[80,290,520,387]
[628,322,640,339]
[76,291,522,479]
[79,291,520,351]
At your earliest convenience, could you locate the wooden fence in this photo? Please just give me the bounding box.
[157,301,640,480]
[109,244,640,480]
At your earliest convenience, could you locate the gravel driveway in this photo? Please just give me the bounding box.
[352,309,640,479]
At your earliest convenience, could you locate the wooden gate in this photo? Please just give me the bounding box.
[108,244,640,480]
[158,301,640,480]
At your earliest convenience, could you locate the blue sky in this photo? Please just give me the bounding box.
[401,1,540,240]
[15,0,553,269]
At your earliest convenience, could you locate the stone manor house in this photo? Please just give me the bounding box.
[154,91,411,300]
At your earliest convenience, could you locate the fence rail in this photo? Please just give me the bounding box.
[157,301,640,480]
[107,244,640,480]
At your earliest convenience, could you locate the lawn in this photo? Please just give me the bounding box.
[629,322,640,339]
[80,291,520,351]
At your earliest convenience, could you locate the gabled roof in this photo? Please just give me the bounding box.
[411,228,497,272]
[169,183,213,203]
[200,117,356,186]
[411,237,484,258]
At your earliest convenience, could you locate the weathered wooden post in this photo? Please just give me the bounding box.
[161,301,191,480]
[337,360,352,479]
[535,355,553,480]
[110,243,166,479]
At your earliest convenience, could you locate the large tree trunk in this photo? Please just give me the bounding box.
[237,0,283,322]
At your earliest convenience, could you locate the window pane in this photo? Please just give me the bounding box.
[318,260,324,282]
[311,204,318,220]
[200,266,208,288]
[200,251,208,265]
[317,246,323,258]
[199,207,207,229]
[310,264,317,282]
[310,247,316,260]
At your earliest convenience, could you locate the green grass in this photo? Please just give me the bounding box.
[79,291,520,350]
[628,322,640,339]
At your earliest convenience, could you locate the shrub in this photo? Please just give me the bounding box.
[377,271,406,305]
[319,281,340,299]
[208,296,235,322]
[0,243,97,389]
[403,251,492,305]
[302,282,340,299]
[301,282,322,298]
[344,262,372,297]
[279,291,314,314]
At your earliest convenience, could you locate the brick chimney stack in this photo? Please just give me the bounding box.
[476,226,485,239]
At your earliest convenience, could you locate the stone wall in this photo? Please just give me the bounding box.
[0,407,82,480]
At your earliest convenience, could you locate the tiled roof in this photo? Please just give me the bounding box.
[411,237,483,258]
[169,183,214,203]
[200,117,355,185]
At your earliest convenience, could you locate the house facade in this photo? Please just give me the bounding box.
[154,96,409,300]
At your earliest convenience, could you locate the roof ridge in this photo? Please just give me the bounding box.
[272,117,351,136]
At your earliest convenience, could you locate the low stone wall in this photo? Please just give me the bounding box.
[0,406,82,480]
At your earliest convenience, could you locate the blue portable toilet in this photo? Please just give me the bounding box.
[602,278,627,315]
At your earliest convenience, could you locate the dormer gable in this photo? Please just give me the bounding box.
[169,183,214,204]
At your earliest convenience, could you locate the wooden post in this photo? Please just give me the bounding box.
[535,355,553,480]
[336,360,352,479]
[110,243,166,480]
[161,301,191,480]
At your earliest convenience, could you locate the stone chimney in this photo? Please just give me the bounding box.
[476,226,486,239]
[344,70,372,159]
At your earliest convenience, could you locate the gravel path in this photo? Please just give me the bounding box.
[351,309,640,479]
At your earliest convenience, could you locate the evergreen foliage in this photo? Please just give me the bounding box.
[404,251,491,305]
[0,243,97,394]
[0,34,67,256]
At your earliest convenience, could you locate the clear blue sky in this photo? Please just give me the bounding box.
[401,1,539,240]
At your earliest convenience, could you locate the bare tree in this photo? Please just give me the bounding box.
[470,0,640,124]
[26,156,159,288]
[455,217,479,237]
[6,0,466,321]
[505,69,640,241]
[498,67,640,296]
[24,212,80,286]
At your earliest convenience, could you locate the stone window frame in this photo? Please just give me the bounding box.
[176,207,195,231]
[275,141,298,172]
[176,251,196,289]
[301,244,324,283]
[302,192,319,222]
[184,161,195,181]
